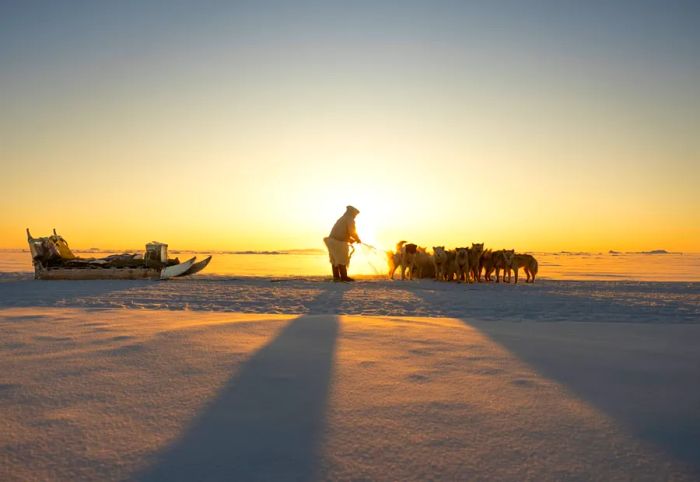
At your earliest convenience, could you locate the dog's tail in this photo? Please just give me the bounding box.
[396,240,407,252]
[531,258,539,275]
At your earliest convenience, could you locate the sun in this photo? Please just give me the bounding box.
[344,189,395,252]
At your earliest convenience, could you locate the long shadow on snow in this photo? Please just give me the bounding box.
[405,286,700,474]
[305,280,349,314]
[138,287,342,481]
[468,320,700,474]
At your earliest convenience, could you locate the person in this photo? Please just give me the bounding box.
[324,205,361,282]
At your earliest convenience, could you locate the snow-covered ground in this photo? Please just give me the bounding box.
[0,276,698,322]
[0,278,698,480]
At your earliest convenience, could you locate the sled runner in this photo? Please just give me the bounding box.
[161,257,196,280]
[176,255,212,277]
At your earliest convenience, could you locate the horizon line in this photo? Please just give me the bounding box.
[0,247,692,256]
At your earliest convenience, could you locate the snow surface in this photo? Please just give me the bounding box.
[0,276,698,322]
[0,278,698,481]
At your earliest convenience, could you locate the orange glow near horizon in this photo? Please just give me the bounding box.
[3,126,699,253]
[4,148,700,253]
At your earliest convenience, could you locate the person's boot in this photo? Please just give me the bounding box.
[332,265,341,281]
[339,265,354,282]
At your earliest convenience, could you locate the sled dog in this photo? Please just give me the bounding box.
[491,250,506,282]
[455,247,469,282]
[502,249,516,282]
[433,246,449,281]
[445,249,457,281]
[479,249,494,281]
[400,241,419,280]
[415,247,435,279]
[387,248,402,279]
[514,253,538,283]
[388,241,420,280]
[468,243,484,283]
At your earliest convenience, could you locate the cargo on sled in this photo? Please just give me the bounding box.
[26,229,211,280]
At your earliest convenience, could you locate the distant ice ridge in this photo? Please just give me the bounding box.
[608,249,677,255]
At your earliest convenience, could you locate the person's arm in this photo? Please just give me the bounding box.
[348,220,361,244]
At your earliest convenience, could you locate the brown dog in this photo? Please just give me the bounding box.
[491,250,514,283]
[401,242,419,280]
[468,243,484,283]
[514,253,538,283]
[502,249,516,282]
[479,249,494,281]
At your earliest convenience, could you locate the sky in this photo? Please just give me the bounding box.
[1,0,699,252]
